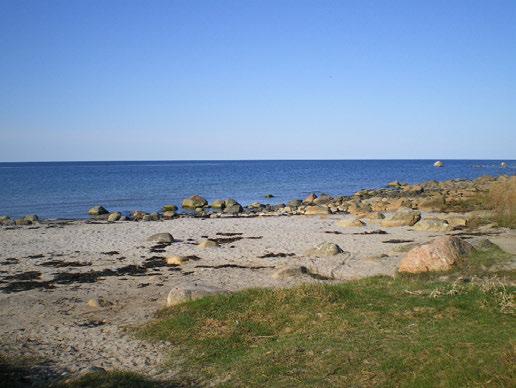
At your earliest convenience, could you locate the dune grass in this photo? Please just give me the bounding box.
[138,248,515,387]
[488,177,516,228]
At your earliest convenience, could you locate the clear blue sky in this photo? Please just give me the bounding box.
[1,0,515,161]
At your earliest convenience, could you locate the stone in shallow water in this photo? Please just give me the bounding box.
[182,195,208,209]
[107,212,121,222]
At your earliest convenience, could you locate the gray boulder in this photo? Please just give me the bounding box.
[88,206,109,216]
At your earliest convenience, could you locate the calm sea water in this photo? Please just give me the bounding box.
[0,160,513,220]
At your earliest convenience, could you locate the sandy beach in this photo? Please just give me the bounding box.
[1,198,515,382]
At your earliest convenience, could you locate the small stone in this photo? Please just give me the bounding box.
[304,205,331,215]
[413,218,452,232]
[162,211,176,219]
[336,218,366,228]
[305,242,344,257]
[198,239,219,248]
[166,256,189,266]
[23,214,39,223]
[264,194,274,198]
[162,204,178,212]
[147,233,174,243]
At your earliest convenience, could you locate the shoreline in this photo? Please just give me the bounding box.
[1,173,514,225]
[0,174,514,383]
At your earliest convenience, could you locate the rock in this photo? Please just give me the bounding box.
[224,203,243,215]
[211,199,226,209]
[249,202,265,209]
[303,193,318,203]
[167,285,229,307]
[304,205,331,215]
[381,208,421,227]
[387,180,401,187]
[88,206,108,216]
[86,298,112,308]
[399,236,474,273]
[434,161,444,167]
[264,194,274,198]
[23,214,39,223]
[166,256,189,266]
[182,195,208,209]
[385,198,413,212]
[416,195,445,212]
[80,366,107,375]
[444,215,468,228]
[147,232,174,243]
[288,199,303,208]
[149,212,160,221]
[162,205,178,212]
[224,198,239,207]
[107,212,121,222]
[15,219,31,225]
[336,218,366,228]
[305,242,344,257]
[313,195,333,205]
[500,162,508,168]
[413,218,452,232]
[142,215,152,221]
[271,265,307,279]
[0,216,11,225]
[198,239,219,248]
[162,211,176,219]
[364,212,385,220]
[132,210,147,221]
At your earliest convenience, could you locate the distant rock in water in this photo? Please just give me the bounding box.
[500,162,508,168]
[88,206,108,216]
[433,161,444,167]
[264,194,274,198]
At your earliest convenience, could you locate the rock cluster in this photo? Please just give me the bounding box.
[3,175,510,226]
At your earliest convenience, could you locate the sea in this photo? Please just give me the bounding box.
[0,160,513,220]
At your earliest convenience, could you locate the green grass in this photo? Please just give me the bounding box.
[138,248,515,387]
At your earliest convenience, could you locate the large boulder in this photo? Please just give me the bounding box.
[304,205,330,215]
[399,236,474,273]
[305,242,344,257]
[166,285,229,307]
[413,218,452,232]
[182,195,208,209]
[88,206,108,216]
[147,232,174,243]
[381,208,421,227]
[162,205,178,212]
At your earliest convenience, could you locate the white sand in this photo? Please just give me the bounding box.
[0,214,512,378]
